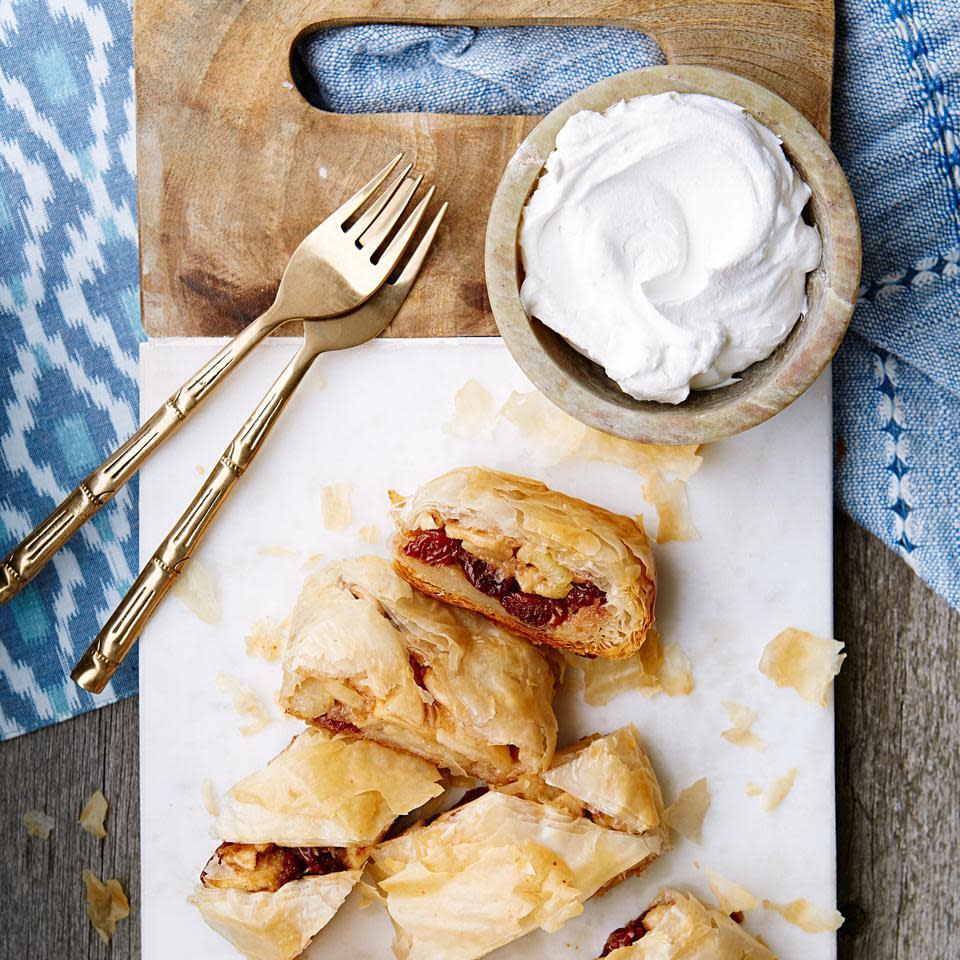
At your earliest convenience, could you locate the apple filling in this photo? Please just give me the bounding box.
[402,529,606,628]
[201,842,351,894]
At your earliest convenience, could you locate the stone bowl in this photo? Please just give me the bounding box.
[484,65,861,445]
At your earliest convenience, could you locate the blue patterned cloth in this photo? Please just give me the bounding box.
[1,7,958,739]
[0,0,141,739]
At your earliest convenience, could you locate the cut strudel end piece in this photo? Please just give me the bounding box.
[215,727,443,847]
[194,728,441,960]
[370,728,666,960]
[390,467,656,659]
[371,791,661,960]
[193,842,361,960]
[279,556,559,784]
[500,724,668,851]
[598,889,777,959]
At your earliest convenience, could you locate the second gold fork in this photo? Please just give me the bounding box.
[72,197,447,693]
[0,152,425,605]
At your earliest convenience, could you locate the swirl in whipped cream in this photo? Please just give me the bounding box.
[519,92,822,404]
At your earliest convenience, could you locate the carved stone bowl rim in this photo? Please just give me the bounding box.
[484,65,861,445]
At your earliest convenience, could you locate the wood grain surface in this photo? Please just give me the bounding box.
[136,0,836,339]
[2,516,957,958]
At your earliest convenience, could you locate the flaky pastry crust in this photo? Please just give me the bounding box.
[390,467,656,658]
[501,726,668,848]
[193,872,359,960]
[372,792,661,960]
[215,727,443,847]
[600,889,777,959]
[279,556,558,784]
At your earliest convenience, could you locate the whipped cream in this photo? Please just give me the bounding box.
[519,92,822,404]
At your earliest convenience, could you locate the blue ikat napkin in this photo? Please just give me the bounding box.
[0,2,957,738]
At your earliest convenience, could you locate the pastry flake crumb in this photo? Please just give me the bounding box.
[82,869,130,944]
[571,630,692,705]
[749,768,798,812]
[358,524,382,544]
[216,673,272,736]
[320,481,353,531]
[256,544,297,558]
[355,879,385,910]
[244,617,287,663]
[759,628,846,706]
[79,790,108,839]
[499,389,587,462]
[664,777,711,844]
[201,779,220,817]
[571,649,656,706]
[170,558,221,624]
[300,552,326,573]
[763,898,844,933]
[659,641,694,696]
[23,809,54,839]
[705,868,760,914]
[721,701,766,751]
[578,436,701,543]
[445,379,497,439]
[497,389,702,540]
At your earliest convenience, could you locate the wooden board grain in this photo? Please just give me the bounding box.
[135,0,835,339]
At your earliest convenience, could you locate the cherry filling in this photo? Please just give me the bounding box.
[403,529,606,628]
[601,916,648,955]
[296,846,349,876]
[202,842,349,893]
[599,906,744,955]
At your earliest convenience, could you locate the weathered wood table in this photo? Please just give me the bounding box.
[3,2,957,955]
[2,515,958,958]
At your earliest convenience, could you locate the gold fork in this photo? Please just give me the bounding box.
[72,198,447,693]
[0,153,425,604]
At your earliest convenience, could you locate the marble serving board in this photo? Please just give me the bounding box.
[139,337,837,960]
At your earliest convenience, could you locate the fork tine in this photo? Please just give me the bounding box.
[392,202,448,291]
[356,174,423,250]
[346,163,413,240]
[374,185,437,279]
[329,153,403,225]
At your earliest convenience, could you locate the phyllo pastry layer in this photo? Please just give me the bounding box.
[279,556,559,784]
[390,467,656,659]
[193,865,359,960]
[599,889,777,959]
[500,725,667,845]
[194,727,442,960]
[215,727,444,847]
[372,791,662,960]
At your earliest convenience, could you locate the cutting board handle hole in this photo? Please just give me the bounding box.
[290,23,665,115]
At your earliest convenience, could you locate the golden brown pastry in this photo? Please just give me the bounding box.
[194,729,442,960]
[370,726,665,960]
[278,556,558,784]
[390,467,656,658]
[598,889,777,959]
[371,792,662,960]
[193,842,361,960]
[500,725,668,845]
[215,727,443,847]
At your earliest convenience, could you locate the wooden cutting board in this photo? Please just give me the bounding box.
[135,0,835,340]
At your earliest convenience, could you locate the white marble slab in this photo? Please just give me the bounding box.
[139,337,837,960]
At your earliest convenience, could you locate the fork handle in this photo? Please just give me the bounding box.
[72,341,318,694]
[0,306,284,605]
